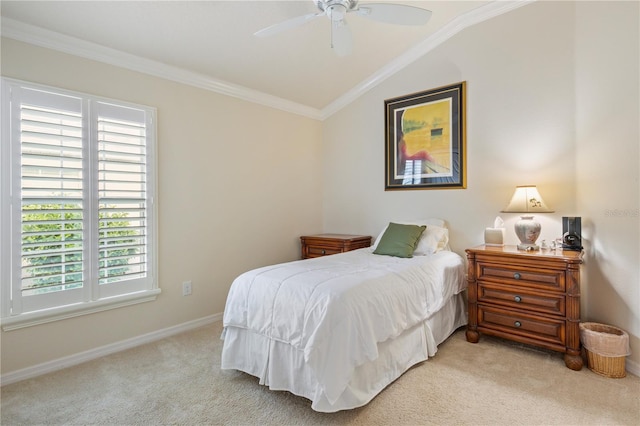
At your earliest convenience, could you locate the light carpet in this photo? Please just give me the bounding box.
[2,321,639,425]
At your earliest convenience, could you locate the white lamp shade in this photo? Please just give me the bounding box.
[502,185,554,213]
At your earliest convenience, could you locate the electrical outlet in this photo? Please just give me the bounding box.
[182,281,192,296]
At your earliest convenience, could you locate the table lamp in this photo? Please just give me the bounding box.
[502,185,553,250]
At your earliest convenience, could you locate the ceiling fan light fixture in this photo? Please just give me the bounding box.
[327,4,348,22]
[256,0,432,56]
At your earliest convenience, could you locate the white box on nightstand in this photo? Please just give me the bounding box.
[484,228,505,246]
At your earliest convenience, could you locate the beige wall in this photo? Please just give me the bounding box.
[575,1,640,367]
[0,39,323,374]
[322,1,640,370]
[323,1,577,252]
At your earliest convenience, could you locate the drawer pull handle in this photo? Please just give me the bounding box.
[513,272,521,280]
[514,321,522,327]
[514,296,522,303]
[321,250,326,255]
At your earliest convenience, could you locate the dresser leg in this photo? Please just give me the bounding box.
[564,353,583,371]
[466,329,479,343]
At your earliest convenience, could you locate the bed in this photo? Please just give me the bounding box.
[220,220,467,412]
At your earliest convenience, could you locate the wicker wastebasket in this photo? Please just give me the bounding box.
[580,322,631,378]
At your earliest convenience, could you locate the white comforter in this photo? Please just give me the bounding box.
[222,247,466,405]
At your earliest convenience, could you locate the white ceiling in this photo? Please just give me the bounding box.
[1,1,530,119]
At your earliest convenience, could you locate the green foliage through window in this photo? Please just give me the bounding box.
[21,204,141,294]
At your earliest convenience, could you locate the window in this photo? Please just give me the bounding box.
[1,79,159,330]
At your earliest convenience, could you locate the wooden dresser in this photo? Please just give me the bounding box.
[300,234,372,259]
[465,245,584,370]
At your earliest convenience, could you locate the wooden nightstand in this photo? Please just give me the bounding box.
[465,245,584,370]
[300,234,372,259]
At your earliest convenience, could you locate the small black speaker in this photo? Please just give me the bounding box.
[562,217,583,251]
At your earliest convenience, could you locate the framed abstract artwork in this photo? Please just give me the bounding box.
[384,82,466,190]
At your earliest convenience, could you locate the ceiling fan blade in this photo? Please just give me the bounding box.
[332,19,353,57]
[355,3,432,26]
[254,12,323,37]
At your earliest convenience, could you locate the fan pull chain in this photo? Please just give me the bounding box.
[330,20,334,49]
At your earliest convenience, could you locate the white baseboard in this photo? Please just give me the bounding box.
[3,312,637,386]
[626,358,640,377]
[1,313,222,386]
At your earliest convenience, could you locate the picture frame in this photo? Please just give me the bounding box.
[384,81,466,190]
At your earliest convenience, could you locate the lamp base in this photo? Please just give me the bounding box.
[514,215,542,251]
[517,243,540,251]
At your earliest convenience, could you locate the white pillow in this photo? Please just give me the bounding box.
[372,219,449,255]
[414,226,449,255]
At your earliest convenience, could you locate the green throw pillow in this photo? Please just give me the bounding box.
[373,222,426,258]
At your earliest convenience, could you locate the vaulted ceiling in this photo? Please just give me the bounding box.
[1,1,530,118]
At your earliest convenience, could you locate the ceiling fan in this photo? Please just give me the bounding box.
[254,0,432,57]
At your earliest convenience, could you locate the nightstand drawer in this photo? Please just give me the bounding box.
[479,283,565,316]
[306,246,342,257]
[478,305,565,346]
[477,262,565,292]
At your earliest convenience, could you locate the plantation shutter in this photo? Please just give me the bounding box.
[17,88,86,313]
[95,102,150,297]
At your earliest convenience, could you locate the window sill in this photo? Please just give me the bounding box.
[1,288,161,331]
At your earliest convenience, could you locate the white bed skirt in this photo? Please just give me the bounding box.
[221,291,467,412]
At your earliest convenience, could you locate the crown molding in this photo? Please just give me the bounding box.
[1,0,533,122]
[319,0,535,119]
[0,17,323,120]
